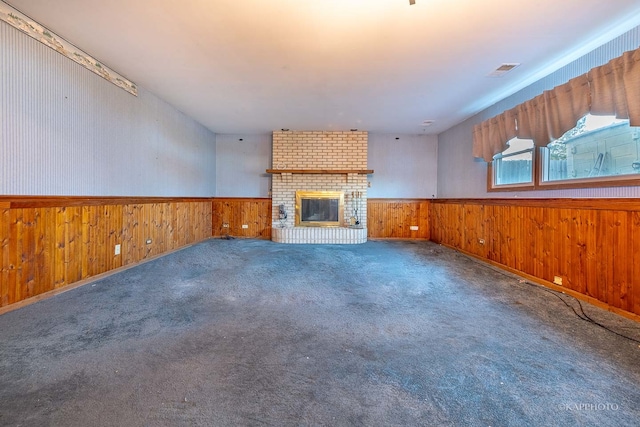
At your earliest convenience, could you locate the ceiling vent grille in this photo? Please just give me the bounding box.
[487,63,520,77]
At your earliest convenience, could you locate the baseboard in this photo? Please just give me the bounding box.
[368,237,430,241]
[211,235,271,240]
[0,238,213,317]
[436,242,640,324]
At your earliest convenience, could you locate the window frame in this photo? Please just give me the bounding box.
[488,119,640,192]
[488,145,536,191]
[488,148,640,192]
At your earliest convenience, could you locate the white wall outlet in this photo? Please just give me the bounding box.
[553,276,563,286]
[114,244,121,255]
[146,238,152,244]
[409,226,419,231]
[242,224,249,229]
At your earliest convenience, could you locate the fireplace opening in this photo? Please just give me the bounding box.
[295,191,344,227]
[302,199,338,222]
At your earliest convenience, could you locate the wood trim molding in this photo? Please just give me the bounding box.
[0,196,214,208]
[431,198,640,211]
[441,242,640,323]
[367,198,432,203]
[212,197,271,202]
[0,240,208,316]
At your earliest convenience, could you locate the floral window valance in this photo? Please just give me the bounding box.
[473,47,640,162]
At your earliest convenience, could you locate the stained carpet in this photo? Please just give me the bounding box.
[0,239,639,426]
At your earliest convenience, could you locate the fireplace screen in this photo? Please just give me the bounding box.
[295,191,344,227]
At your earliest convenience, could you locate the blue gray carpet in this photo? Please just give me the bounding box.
[0,239,639,426]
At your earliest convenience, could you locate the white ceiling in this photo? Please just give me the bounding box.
[6,0,640,135]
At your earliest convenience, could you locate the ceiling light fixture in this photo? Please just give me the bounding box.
[409,0,416,4]
[421,120,435,127]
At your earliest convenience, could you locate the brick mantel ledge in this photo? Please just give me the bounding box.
[266,169,373,174]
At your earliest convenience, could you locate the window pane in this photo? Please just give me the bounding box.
[542,115,640,182]
[493,138,534,186]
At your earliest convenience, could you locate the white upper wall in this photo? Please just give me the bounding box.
[437,25,640,199]
[214,132,438,198]
[1,20,216,197]
[367,134,438,199]
[215,134,272,197]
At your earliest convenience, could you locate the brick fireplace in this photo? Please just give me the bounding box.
[269,131,370,244]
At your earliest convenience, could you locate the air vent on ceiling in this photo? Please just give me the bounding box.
[487,63,520,77]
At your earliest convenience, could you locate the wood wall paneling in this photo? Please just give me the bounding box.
[1,208,9,306]
[211,198,272,239]
[632,211,640,315]
[366,199,430,239]
[3,195,639,320]
[0,198,212,308]
[431,199,640,318]
[211,198,432,240]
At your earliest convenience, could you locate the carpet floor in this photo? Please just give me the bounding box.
[0,239,639,426]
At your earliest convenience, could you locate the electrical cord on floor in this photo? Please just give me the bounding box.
[519,278,640,345]
[477,260,640,345]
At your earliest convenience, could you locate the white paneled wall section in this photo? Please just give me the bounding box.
[367,134,438,198]
[215,134,272,197]
[437,25,640,198]
[0,20,216,196]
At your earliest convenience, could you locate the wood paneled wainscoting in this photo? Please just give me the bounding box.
[430,199,640,319]
[212,198,272,239]
[0,197,212,310]
[210,198,432,240]
[367,199,430,239]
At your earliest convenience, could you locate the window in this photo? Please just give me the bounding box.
[477,46,640,191]
[541,115,639,184]
[489,114,640,191]
[492,138,534,187]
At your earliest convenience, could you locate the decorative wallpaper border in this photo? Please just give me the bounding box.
[0,1,137,96]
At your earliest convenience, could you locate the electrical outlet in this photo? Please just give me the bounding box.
[146,238,152,244]
[478,238,485,245]
[409,226,419,231]
[114,244,121,255]
[553,276,563,286]
[222,223,229,228]
[242,224,249,229]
